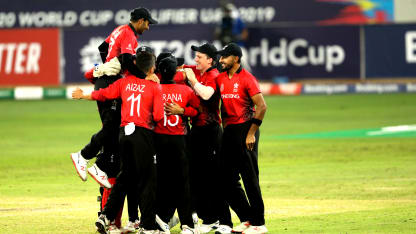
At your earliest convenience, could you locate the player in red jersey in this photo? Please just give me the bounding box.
[155,52,186,85]
[152,56,200,234]
[72,50,163,234]
[168,43,232,233]
[215,43,268,234]
[71,7,158,190]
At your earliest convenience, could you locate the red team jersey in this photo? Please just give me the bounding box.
[91,75,164,129]
[154,84,200,135]
[183,65,221,126]
[84,24,139,82]
[216,67,261,126]
[105,24,139,62]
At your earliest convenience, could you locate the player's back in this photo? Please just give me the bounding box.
[105,24,138,62]
[118,75,164,129]
[154,84,198,135]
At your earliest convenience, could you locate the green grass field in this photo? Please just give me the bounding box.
[1,93,416,233]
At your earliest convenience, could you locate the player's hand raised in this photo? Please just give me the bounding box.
[184,68,197,84]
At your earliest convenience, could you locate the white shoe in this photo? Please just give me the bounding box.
[88,163,112,188]
[156,214,171,234]
[192,213,200,234]
[242,225,268,234]
[232,221,250,233]
[123,219,140,233]
[215,225,232,234]
[168,215,179,229]
[108,224,121,234]
[181,225,198,234]
[71,152,88,181]
[139,228,160,234]
[200,220,219,233]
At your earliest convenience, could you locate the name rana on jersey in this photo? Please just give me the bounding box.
[163,93,183,103]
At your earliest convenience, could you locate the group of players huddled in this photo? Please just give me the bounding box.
[70,7,268,234]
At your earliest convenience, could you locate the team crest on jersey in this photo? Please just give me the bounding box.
[233,83,239,92]
[126,43,133,52]
[220,83,224,92]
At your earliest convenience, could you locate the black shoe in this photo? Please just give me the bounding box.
[95,214,109,234]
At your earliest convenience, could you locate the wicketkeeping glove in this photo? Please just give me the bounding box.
[93,57,121,77]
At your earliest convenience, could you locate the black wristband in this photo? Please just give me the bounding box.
[251,118,262,126]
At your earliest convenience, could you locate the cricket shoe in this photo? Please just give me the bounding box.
[200,220,219,233]
[88,163,112,188]
[231,221,250,233]
[214,225,232,234]
[192,213,200,234]
[156,214,171,234]
[71,151,88,181]
[181,225,198,234]
[95,214,110,234]
[139,228,161,234]
[242,225,268,234]
[123,219,140,233]
[168,215,179,229]
[108,224,122,234]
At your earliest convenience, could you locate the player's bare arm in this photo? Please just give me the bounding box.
[72,88,93,100]
[184,68,215,100]
[246,93,267,150]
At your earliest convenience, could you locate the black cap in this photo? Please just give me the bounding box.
[131,7,158,24]
[136,46,154,55]
[191,43,217,59]
[158,57,177,81]
[216,43,242,58]
[156,52,184,70]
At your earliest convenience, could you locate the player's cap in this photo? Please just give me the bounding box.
[216,42,242,58]
[156,52,184,70]
[191,43,217,59]
[158,57,177,81]
[131,7,158,24]
[137,46,154,55]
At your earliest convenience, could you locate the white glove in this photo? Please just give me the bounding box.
[93,57,121,77]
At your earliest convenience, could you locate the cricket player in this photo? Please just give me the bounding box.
[153,56,201,234]
[155,52,186,85]
[71,7,158,190]
[176,43,233,233]
[72,49,163,234]
[215,43,268,234]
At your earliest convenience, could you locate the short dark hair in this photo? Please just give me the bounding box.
[136,52,155,74]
